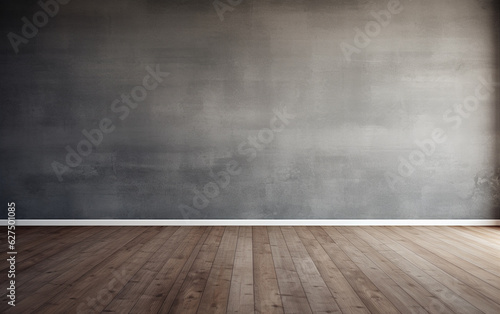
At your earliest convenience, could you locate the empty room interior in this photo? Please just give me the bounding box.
[1,0,500,313]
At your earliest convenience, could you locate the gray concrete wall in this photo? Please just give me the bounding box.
[1,0,499,219]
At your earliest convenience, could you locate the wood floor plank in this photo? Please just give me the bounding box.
[35,227,161,313]
[159,227,212,313]
[442,227,500,256]
[294,226,369,314]
[464,226,500,241]
[419,227,500,278]
[129,227,208,313]
[3,226,148,314]
[15,226,121,292]
[2,226,499,314]
[268,226,312,314]
[1,226,63,252]
[227,226,254,313]
[168,226,225,314]
[462,226,500,251]
[252,226,284,314]
[324,227,425,314]
[363,226,483,314]
[103,226,193,313]
[281,226,341,313]
[0,226,93,274]
[392,226,500,310]
[309,227,400,314]
[78,226,181,313]
[379,227,499,313]
[1,226,60,244]
[407,227,500,284]
[343,227,455,314]
[196,226,239,314]
[482,226,500,237]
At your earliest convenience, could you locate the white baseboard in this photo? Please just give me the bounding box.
[1,219,499,226]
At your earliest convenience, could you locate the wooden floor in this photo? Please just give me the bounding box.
[1,226,499,313]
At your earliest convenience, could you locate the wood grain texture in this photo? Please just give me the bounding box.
[227,226,254,313]
[268,226,313,314]
[196,226,239,314]
[252,226,284,314]
[1,226,499,313]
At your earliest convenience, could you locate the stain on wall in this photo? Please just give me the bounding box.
[0,0,498,219]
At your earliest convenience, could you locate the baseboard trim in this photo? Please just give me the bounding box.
[1,219,500,226]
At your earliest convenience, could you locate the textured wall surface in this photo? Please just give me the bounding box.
[1,0,499,219]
